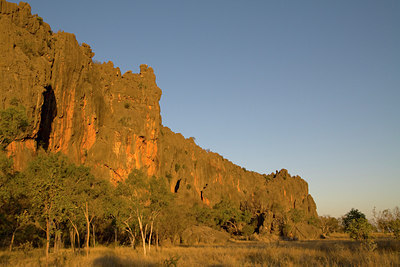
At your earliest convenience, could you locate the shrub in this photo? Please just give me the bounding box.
[390,219,400,239]
[174,164,180,173]
[347,218,373,240]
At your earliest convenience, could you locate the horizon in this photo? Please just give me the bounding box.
[7,0,400,218]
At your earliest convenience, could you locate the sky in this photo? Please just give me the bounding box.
[10,0,400,218]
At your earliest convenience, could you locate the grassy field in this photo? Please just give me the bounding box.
[0,237,399,266]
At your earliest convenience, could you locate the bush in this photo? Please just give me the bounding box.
[347,218,373,240]
[390,219,400,239]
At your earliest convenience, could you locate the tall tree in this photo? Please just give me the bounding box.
[116,169,172,255]
[25,153,70,263]
[63,164,110,256]
[0,153,30,251]
[116,169,149,255]
[147,176,173,251]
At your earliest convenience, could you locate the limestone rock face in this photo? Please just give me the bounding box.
[0,0,318,226]
[1,0,161,183]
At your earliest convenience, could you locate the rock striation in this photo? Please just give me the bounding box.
[0,0,318,234]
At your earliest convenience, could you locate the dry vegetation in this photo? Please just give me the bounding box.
[1,237,399,267]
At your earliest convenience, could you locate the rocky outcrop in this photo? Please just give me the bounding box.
[0,0,318,230]
[1,0,161,183]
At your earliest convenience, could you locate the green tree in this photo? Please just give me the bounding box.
[342,209,372,240]
[287,209,305,224]
[191,203,216,228]
[347,217,373,240]
[158,202,195,245]
[212,199,251,235]
[0,152,14,202]
[116,169,149,255]
[0,153,31,251]
[63,164,110,256]
[111,187,138,248]
[147,175,173,252]
[116,169,172,255]
[342,208,366,231]
[25,153,71,262]
[0,105,29,149]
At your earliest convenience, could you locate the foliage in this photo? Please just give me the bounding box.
[174,163,180,173]
[163,255,181,267]
[0,105,29,149]
[346,217,373,240]
[341,208,373,241]
[287,209,305,224]
[373,207,400,239]
[319,216,341,236]
[115,169,173,255]
[191,203,216,228]
[212,199,251,235]
[390,219,400,239]
[342,208,366,232]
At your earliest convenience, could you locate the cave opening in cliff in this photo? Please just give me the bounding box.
[174,179,181,193]
[36,86,57,150]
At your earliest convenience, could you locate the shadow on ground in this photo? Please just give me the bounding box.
[92,252,157,267]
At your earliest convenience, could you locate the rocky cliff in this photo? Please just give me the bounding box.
[0,0,318,231]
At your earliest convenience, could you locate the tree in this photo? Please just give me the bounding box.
[319,216,341,236]
[342,209,366,231]
[25,153,71,263]
[116,169,149,255]
[147,175,173,251]
[342,209,372,240]
[347,217,373,240]
[116,169,172,255]
[0,153,31,251]
[0,105,29,149]
[158,202,195,245]
[24,152,109,259]
[373,207,400,239]
[63,164,110,256]
[212,199,251,235]
[110,188,138,248]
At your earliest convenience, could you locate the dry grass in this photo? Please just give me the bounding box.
[0,239,399,266]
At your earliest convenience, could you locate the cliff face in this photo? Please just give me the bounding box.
[0,0,318,224]
[0,0,161,183]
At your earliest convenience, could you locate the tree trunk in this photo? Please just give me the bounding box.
[123,221,135,249]
[156,229,159,251]
[92,224,96,248]
[46,217,50,266]
[70,229,75,252]
[138,215,146,256]
[148,220,154,252]
[227,221,239,234]
[85,202,90,257]
[114,227,118,246]
[9,229,16,252]
[54,231,57,252]
[76,227,80,250]
[69,219,80,250]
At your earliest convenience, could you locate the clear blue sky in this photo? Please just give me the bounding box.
[11,0,400,218]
